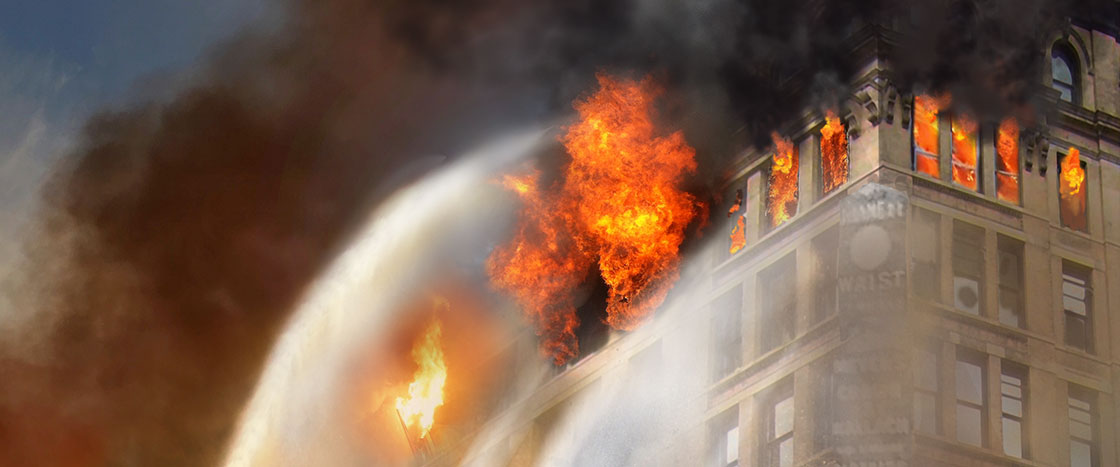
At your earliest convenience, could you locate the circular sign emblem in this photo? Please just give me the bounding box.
[850,224,891,271]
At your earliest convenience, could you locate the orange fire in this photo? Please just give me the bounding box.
[396,316,448,441]
[996,118,1020,203]
[728,189,745,254]
[767,133,799,228]
[820,111,848,194]
[489,74,701,364]
[913,94,948,177]
[951,114,979,190]
[1060,147,1087,231]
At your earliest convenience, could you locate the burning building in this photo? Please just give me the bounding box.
[343,12,1120,467]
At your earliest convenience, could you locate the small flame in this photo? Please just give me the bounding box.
[951,114,979,190]
[820,111,849,194]
[913,94,949,177]
[489,74,701,364]
[767,133,799,228]
[395,316,448,440]
[1060,147,1087,231]
[996,118,1020,203]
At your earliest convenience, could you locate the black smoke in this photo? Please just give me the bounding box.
[2,0,1115,465]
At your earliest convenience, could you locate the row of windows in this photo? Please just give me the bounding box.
[910,207,1096,352]
[914,345,1102,467]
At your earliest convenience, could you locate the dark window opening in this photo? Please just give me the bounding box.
[760,380,794,467]
[997,236,1025,328]
[710,287,743,382]
[759,254,797,353]
[1062,261,1093,353]
[811,226,839,323]
[911,207,941,302]
[914,347,940,435]
[955,350,988,447]
[1051,45,1080,104]
[952,221,984,316]
[709,406,739,467]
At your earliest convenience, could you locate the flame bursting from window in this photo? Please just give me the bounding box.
[395,316,448,441]
[913,94,948,177]
[767,133,799,228]
[820,110,848,194]
[1060,147,1087,231]
[488,74,701,364]
[728,189,745,255]
[951,114,979,190]
[996,118,1020,204]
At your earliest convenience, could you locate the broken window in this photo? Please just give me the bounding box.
[1001,361,1028,459]
[759,254,796,353]
[760,381,794,467]
[996,118,1021,204]
[709,406,740,467]
[811,226,839,323]
[914,347,940,435]
[952,221,984,316]
[1059,148,1088,232]
[1069,385,1097,467]
[911,207,941,302]
[955,350,987,447]
[951,113,979,191]
[1062,261,1093,353]
[727,187,746,255]
[710,286,742,382]
[820,111,849,195]
[913,94,945,177]
[997,235,1025,328]
[767,133,799,228]
[1051,45,1080,104]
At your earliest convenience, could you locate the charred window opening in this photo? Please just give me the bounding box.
[951,113,980,191]
[952,221,984,316]
[728,187,746,255]
[759,380,794,467]
[1051,45,1080,104]
[820,111,849,195]
[709,406,739,467]
[568,276,611,367]
[1062,261,1093,353]
[811,226,839,323]
[1068,385,1098,467]
[955,349,988,447]
[710,286,743,382]
[996,118,1021,204]
[767,133,799,229]
[1001,361,1028,459]
[1059,148,1088,232]
[997,235,1025,329]
[913,94,945,178]
[911,207,941,302]
[758,253,796,354]
[914,346,940,435]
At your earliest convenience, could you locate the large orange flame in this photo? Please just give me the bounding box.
[767,133,799,228]
[913,94,948,177]
[1060,147,1087,231]
[489,74,701,364]
[951,114,979,190]
[728,189,745,255]
[996,118,1020,204]
[820,110,848,194]
[396,316,447,441]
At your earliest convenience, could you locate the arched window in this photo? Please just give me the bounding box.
[1051,45,1079,103]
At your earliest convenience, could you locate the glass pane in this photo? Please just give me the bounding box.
[1064,297,1087,316]
[1066,316,1088,349]
[726,426,739,463]
[1057,85,1073,103]
[914,393,937,433]
[1053,55,1073,84]
[957,404,983,446]
[1071,440,1093,467]
[956,360,983,405]
[778,438,792,467]
[1003,418,1023,458]
[1002,396,1022,417]
[774,396,794,436]
[999,289,1021,327]
[1071,420,1092,439]
[1063,280,1086,299]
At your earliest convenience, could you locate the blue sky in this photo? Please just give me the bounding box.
[0,0,278,303]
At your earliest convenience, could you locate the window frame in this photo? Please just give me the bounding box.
[1051,44,1080,104]
[758,253,797,354]
[1061,261,1093,353]
[997,235,1025,329]
[1068,385,1098,467]
[954,349,988,447]
[759,381,795,467]
[1000,361,1028,459]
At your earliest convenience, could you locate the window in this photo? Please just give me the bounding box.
[1069,385,1097,467]
[760,382,794,467]
[1000,362,1028,458]
[911,207,940,302]
[952,221,984,315]
[1062,261,1093,353]
[727,187,746,255]
[710,407,740,467]
[996,118,1021,204]
[759,254,796,353]
[955,350,987,447]
[820,112,849,194]
[1051,45,1079,104]
[951,113,980,191]
[1059,149,1088,232]
[997,236,1025,328]
[913,94,944,177]
[767,134,799,229]
[811,226,839,323]
[914,347,940,434]
[711,287,743,382]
